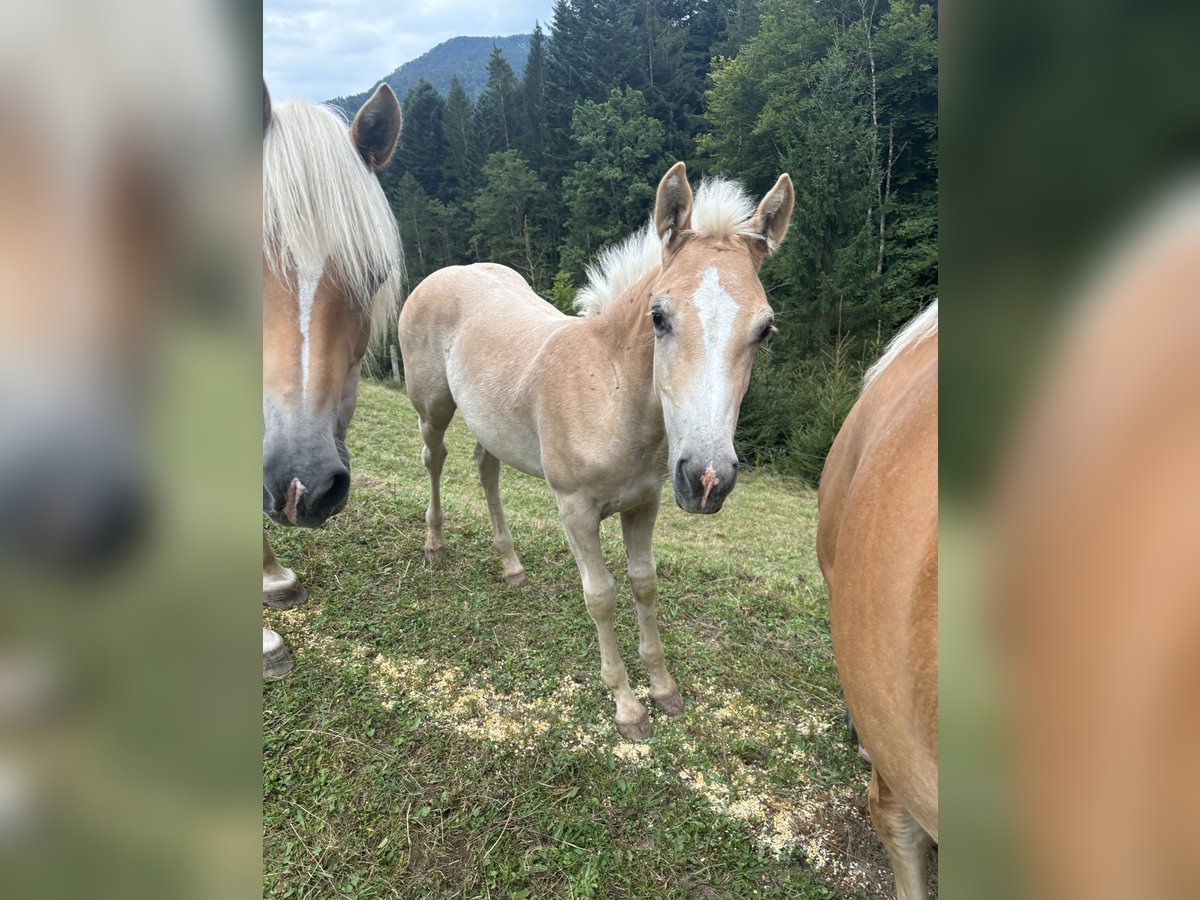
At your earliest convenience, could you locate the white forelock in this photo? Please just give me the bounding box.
[263,99,402,332]
[574,177,761,318]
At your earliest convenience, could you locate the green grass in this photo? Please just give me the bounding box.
[264,380,894,898]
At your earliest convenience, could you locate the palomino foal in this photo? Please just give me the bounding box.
[817,303,938,900]
[401,163,793,737]
[261,82,402,675]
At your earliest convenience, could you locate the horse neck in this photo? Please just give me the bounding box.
[585,267,664,436]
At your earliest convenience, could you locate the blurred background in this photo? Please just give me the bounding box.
[0,1,261,897]
[943,0,1200,897]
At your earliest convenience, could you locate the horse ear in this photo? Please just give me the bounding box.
[263,81,272,137]
[350,83,402,172]
[654,162,693,250]
[748,174,794,258]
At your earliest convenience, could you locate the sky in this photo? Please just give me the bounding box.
[264,0,557,103]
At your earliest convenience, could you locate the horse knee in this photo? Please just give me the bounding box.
[584,579,617,622]
[421,442,446,470]
[628,566,656,601]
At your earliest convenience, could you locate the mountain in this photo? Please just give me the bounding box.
[330,34,531,116]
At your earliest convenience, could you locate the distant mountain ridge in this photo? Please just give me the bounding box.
[330,34,531,116]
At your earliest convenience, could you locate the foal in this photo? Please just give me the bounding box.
[401,163,793,737]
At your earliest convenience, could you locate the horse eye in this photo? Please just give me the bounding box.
[651,308,667,333]
[757,322,774,344]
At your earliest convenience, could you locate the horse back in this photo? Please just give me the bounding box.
[818,334,938,836]
[399,264,577,476]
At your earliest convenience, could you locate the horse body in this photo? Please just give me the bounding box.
[401,163,794,737]
[405,262,667,505]
[817,303,938,898]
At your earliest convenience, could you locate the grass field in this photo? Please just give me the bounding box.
[263,380,900,898]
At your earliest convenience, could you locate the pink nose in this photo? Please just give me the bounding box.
[282,478,307,524]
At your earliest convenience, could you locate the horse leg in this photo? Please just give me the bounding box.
[474,442,527,587]
[262,529,306,607]
[417,412,452,560]
[869,768,933,900]
[558,494,650,740]
[620,498,681,715]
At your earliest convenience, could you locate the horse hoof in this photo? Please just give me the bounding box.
[263,628,293,678]
[424,546,447,561]
[652,692,684,716]
[616,712,652,741]
[263,582,307,608]
[503,570,527,588]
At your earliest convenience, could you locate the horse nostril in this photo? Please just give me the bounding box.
[325,469,350,511]
[676,458,690,484]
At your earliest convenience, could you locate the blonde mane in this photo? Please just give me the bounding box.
[263,99,402,336]
[863,300,939,388]
[574,177,761,318]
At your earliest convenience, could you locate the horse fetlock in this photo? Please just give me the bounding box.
[598,660,630,693]
[638,642,666,668]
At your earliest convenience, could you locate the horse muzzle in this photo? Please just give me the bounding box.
[672,457,738,515]
[262,432,351,528]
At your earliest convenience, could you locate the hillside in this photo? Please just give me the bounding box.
[330,33,531,116]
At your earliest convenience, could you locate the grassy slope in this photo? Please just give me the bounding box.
[264,381,892,899]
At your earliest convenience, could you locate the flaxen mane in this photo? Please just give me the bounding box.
[863,301,939,388]
[262,99,402,338]
[575,178,762,318]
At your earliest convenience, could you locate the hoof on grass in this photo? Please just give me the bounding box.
[263,628,294,678]
[263,582,308,609]
[652,691,684,716]
[424,546,447,562]
[503,569,528,588]
[616,711,652,741]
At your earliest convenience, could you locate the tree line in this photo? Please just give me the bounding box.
[374,0,937,483]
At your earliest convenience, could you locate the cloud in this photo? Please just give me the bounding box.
[264,0,555,102]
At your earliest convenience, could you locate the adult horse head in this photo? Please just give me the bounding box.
[262,82,401,528]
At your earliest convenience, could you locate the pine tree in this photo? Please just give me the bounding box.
[470,151,551,289]
[474,46,523,157]
[520,23,549,171]
[441,75,480,204]
[395,79,447,200]
[580,0,638,95]
[543,0,588,188]
[560,88,669,277]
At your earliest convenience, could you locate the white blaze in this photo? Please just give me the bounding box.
[297,267,322,402]
[690,266,739,448]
